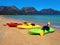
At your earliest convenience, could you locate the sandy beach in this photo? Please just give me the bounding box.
[0,15,60,45]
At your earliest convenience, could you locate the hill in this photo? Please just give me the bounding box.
[0,6,60,15]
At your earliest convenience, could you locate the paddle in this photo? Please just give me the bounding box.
[40,30,44,37]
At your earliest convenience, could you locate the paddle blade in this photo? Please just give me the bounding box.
[48,21,51,25]
[40,30,44,37]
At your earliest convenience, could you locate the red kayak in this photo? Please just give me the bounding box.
[7,23,22,27]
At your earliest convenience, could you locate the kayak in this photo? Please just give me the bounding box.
[17,24,40,29]
[7,23,22,27]
[28,27,54,35]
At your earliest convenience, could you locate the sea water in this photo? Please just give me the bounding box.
[4,15,60,29]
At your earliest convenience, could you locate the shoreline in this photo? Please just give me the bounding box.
[3,15,60,30]
[0,15,60,45]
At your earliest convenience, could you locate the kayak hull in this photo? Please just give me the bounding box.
[17,25,40,29]
[7,23,22,27]
[28,27,54,35]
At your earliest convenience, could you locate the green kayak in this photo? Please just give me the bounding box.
[28,27,54,35]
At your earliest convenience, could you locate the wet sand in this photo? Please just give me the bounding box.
[0,15,60,45]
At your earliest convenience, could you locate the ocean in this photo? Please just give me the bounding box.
[4,15,60,29]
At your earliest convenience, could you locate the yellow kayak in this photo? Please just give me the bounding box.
[17,24,40,29]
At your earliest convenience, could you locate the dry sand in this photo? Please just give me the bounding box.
[0,15,60,45]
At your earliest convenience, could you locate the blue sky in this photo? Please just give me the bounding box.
[0,0,60,11]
